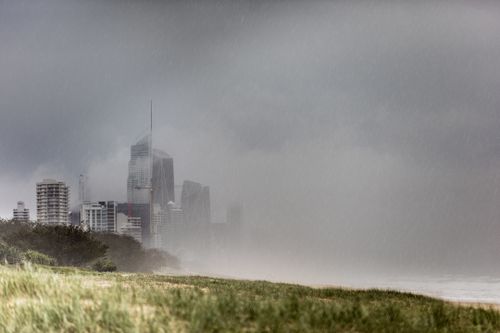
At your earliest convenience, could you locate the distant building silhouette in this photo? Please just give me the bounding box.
[180,180,211,261]
[127,135,152,245]
[13,201,30,222]
[159,201,184,255]
[78,174,90,203]
[167,201,184,225]
[181,180,211,225]
[153,149,175,210]
[36,179,70,225]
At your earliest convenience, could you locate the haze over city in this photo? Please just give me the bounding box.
[2,0,500,285]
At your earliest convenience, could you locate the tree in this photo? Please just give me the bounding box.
[94,233,179,272]
[6,224,107,266]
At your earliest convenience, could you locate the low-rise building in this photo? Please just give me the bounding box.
[13,201,30,222]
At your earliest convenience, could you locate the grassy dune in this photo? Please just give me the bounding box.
[0,265,499,332]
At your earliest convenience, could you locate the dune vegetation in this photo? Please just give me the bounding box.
[0,264,499,332]
[0,220,179,273]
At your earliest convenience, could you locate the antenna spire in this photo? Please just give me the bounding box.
[150,99,153,134]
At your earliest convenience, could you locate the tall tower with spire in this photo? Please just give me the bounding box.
[126,101,174,248]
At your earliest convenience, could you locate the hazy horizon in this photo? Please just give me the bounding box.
[2,0,500,283]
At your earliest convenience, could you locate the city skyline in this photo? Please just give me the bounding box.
[16,112,218,257]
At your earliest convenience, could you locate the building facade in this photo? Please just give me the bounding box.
[152,149,175,210]
[13,201,30,221]
[36,179,70,225]
[117,203,149,244]
[80,201,117,232]
[127,135,151,205]
[116,213,142,243]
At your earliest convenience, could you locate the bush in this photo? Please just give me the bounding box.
[23,250,57,266]
[93,258,117,272]
[0,241,24,264]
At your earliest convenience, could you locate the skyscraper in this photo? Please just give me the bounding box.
[127,135,152,244]
[127,135,152,205]
[181,180,211,225]
[180,180,211,260]
[153,149,175,210]
[36,179,70,225]
[13,201,30,222]
[127,133,175,247]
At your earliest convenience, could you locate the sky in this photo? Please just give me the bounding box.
[1,0,500,282]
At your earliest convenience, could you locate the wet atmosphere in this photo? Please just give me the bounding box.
[1,1,500,292]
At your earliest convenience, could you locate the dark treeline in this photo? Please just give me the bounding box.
[0,220,179,272]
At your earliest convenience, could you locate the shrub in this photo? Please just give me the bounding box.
[23,250,57,266]
[93,258,117,272]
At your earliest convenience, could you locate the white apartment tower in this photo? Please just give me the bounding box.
[36,179,70,225]
[13,201,30,221]
[80,201,117,232]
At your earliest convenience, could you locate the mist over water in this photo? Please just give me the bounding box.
[2,1,500,300]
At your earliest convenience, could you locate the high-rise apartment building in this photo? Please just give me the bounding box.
[13,201,30,221]
[81,202,105,231]
[102,201,117,232]
[80,201,117,232]
[36,179,70,225]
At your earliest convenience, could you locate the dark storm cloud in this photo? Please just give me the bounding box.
[2,0,500,280]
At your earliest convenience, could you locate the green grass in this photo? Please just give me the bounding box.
[0,264,499,332]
